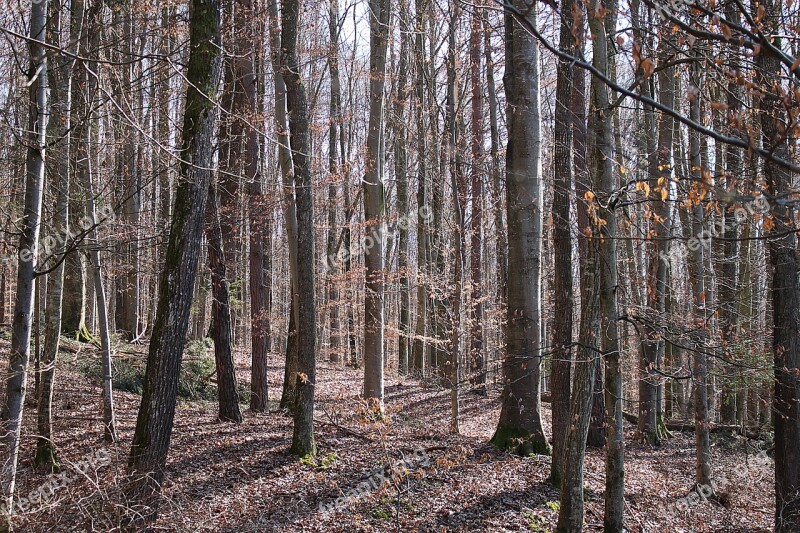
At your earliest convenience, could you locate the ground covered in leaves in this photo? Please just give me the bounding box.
[7,340,774,532]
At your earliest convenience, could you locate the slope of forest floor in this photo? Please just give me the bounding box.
[7,338,774,532]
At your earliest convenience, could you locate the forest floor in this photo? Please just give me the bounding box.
[8,339,774,532]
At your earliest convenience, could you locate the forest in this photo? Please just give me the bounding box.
[0,0,797,530]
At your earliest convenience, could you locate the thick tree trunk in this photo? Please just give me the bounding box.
[1,0,49,522]
[126,0,222,516]
[491,3,549,456]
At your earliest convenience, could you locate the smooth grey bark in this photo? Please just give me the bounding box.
[491,2,549,456]
[1,0,49,522]
[36,0,80,471]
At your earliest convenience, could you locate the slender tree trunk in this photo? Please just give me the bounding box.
[638,30,675,445]
[467,2,485,393]
[362,0,391,407]
[410,0,428,375]
[280,0,317,456]
[755,0,800,527]
[687,57,712,488]
[205,182,243,423]
[586,0,624,527]
[1,0,49,522]
[265,0,300,411]
[236,0,269,413]
[556,229,599,532]
[550,0,577,483]
[394,6,410,375]
[35,0,79,471]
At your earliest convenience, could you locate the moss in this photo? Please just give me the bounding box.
[33,437,60,473]
[75,323,99,345]
[491,425,552,456]
[657,414,673,441]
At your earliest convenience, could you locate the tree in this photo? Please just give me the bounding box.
[550,0,577,483]
[1,0,49,523]
[491,0,549,456]
[585,0,624,527]
[362,0,391,407]
[205,180,243,423]
[468,0,485,393]
[35,0,81,471]
[127,0,223,515]
[756,0,800,527]
[280,0,317,456]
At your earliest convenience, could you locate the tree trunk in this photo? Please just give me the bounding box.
[491,2,549,456]
[394,5,410,375]
[638,28,675,446]
[586,0,624,527]
[35,0,80,471]
[550,0,577,483]
[126,0,222,516]
[362,0,391,407]
[687,57,712,488]
[410,0,428,375]
[755,1,800,527]
[1,0,49,522]
[205,182,243,423]
[280,0,317,457]
[265,0,300,412]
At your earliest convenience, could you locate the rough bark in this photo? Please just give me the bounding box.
[586,0,624,527]
[468,3,485,393]
[755,0,800,527]
[205,182,243,423]
[280,0,317,456]
[126,0,222,516]
[362,0,391,406]
[550,0,577,483]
